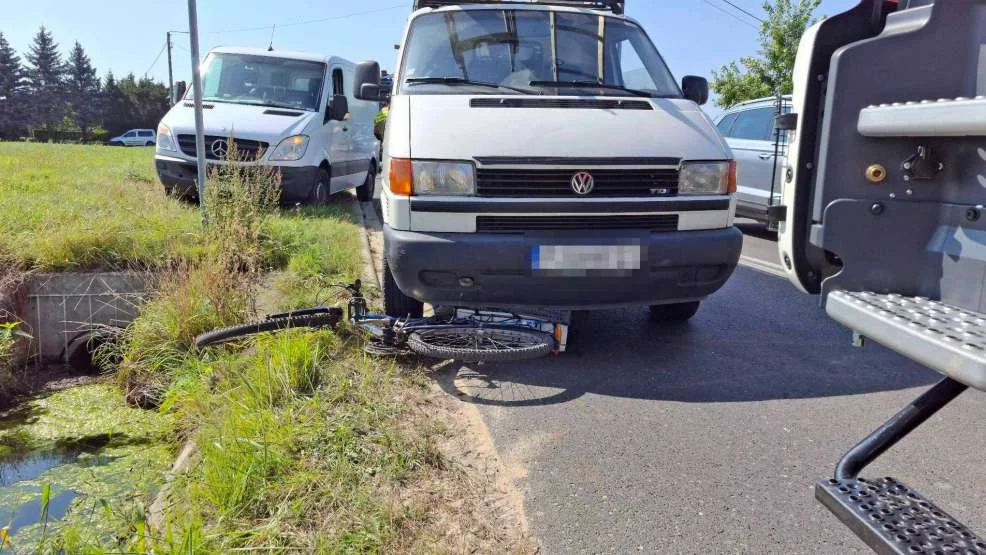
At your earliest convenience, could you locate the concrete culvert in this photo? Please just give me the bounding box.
[64,328,121,374]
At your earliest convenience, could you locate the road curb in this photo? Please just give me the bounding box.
[351,198,383,293]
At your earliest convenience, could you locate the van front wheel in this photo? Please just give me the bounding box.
[308,168,330,206]
[383,257,423,318]
[356,161,375,202]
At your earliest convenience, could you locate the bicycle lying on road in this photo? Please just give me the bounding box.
[194,280,559,362]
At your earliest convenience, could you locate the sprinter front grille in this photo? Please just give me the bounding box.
[476,214,679,233]
[475,168,679,197]
[177,135,270,161]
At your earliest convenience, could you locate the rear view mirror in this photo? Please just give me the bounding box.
[173,81,187,104]
[354,61,382,100]
[681,75,709,106]
[327,94,348,122]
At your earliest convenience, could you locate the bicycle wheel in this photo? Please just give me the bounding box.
[194,310,342,348]
[407,327,554,362]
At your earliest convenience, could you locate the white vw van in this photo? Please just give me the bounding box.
[155,47,379,204]
[353,0,743,319]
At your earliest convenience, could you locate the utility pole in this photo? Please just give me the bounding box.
[187,0,207,212]
[166,31,174,105]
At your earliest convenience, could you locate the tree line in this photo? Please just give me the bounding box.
[0,27,171,142]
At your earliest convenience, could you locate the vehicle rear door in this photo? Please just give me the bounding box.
[122,130,138,146]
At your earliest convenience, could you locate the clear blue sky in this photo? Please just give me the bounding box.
[3,0,857,109]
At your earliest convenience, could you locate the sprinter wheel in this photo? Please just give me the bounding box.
[309,168,330,206]
[357,161,376,202]
[383,256,423,318]
[649,301,701,322]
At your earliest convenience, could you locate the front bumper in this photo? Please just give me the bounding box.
[385,226,743,310]
[154,156,317,201]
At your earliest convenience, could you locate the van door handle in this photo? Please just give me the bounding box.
[758,153,775,160]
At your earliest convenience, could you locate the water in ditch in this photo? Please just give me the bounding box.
[0,382,173,552]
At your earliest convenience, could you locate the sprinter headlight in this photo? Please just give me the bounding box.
[269,135,310,161]
[678,161,736,195]
[156,123,176,152]
[412,161,475,196]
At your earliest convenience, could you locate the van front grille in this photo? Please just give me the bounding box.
[476,168,679,197]
[177,135,269,161]
[476,214,679,233]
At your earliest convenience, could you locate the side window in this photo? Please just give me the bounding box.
[715,113,739,137]
[139,130,152,137]
[730,107,774,141]
[331,68,344,96]
[123,131,136,138]
[616,40,657,90]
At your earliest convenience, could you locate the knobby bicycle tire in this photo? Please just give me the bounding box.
[195,311,342,348]
[406,327,554,362]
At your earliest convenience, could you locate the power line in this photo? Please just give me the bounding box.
[698,0,759,30]
[719,0,765,23]
[144,42,167,76]
[170,3,404,36]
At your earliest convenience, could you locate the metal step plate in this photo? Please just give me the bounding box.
[816,477,985,554]
[857,96,986,137]
[827,291,986,391]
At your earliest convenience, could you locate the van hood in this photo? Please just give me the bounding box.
[163,101,315,141]
[405,95,729,161]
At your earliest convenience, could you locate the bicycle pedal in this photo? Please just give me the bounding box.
[816,477,985,554]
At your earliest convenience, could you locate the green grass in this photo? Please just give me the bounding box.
[0,143,361,277]
[0,143,505,553]
[0,143,201,270]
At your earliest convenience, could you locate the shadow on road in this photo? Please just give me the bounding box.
[432,267,938,407]
[735,220,778,241]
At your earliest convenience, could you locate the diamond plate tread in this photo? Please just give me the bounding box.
[816,477,986,555]
[827,291,986,391]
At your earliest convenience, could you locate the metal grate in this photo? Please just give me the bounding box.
[176,135,269,161]
[816,477,986,554]
[826,291,986,390]
[476,214,678,232]
[470,97,652,110]
[476,168,679,197]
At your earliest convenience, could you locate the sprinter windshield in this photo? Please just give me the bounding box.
[198,53,325,111]
[400,10,680,98]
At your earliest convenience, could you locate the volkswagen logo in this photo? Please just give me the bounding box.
[570,171,594,195]
[210,139,229,159]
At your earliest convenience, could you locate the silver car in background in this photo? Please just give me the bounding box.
[714,96,790,225]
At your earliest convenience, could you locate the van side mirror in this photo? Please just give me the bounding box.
[173,81,187,104]
[327,94,349,122]
[682,75,709,106]
[354,60,381,100]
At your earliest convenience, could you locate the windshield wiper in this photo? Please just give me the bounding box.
[406,77,537,96]
[528,80,654,98]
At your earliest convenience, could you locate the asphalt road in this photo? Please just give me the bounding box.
[425,224,986,554]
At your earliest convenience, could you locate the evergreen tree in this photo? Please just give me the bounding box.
[66,41,99,139]
[0,32,27,139]
[24,26,66,131]
[100,70,129,136]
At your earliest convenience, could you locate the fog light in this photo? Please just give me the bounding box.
[458,277,475,288]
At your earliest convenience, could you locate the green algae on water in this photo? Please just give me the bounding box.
[0,383,175,552]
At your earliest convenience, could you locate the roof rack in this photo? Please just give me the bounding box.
[412,1,625,15]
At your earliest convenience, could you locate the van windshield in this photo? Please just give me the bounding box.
[198,53,326,111]
[400,10,681,98]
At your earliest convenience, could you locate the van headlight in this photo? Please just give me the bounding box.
[412,161,475,196]
[269,135,310,161]
[156,123,177,152]
[679,160,736,195]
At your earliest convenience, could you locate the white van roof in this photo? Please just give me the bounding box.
[208,46,349,66]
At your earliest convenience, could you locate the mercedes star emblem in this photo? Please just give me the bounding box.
[210,139,229,159]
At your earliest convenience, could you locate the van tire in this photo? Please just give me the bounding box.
[309,168,330,206]
[145,141,155,147]
[356,161,376,202]
[383,256,423,318]
[649,301,700,322]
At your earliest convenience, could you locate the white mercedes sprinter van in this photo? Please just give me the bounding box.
[155,47,379,204]
[353,0,742,319]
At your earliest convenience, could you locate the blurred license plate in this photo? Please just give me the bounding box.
[533,245,641,271]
